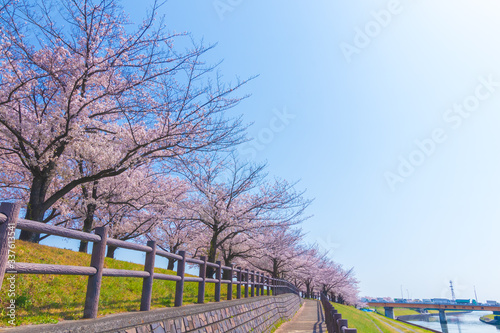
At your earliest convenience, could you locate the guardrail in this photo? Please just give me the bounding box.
[321,293,357,333]
[0,202,300,319]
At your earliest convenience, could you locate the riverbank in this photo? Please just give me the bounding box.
[480,314,500,326]
[333,303,435,332]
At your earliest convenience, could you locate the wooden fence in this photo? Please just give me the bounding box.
[0,202,300,319]
[321,293,358,333]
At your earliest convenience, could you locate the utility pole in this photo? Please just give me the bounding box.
[450,280,456,301]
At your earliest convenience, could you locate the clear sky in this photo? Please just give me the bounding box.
[98,0,500,302]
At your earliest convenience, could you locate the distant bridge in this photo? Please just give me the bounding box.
[367,302,500,323]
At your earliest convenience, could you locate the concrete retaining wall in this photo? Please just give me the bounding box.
[1,294,302,333]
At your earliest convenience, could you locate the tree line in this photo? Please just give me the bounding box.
[0,0,359,305]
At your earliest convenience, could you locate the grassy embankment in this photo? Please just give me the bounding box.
[480,314,500,325]
[0,240,238,327]
[333,303,435,333]
[481,314,495,321]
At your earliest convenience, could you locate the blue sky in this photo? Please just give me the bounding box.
[85,0,500,301]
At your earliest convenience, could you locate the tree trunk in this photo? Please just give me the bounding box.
[222,257,233,280]
[206,231,219,278]
[167,258,176,271]
[19,175,53,242]
[106,245,117,258]
[79,202,97,253]
[272,259,279,278]
[78,182,98,253]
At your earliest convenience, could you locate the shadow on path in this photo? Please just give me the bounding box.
[275,299,327,333]
[313,299,325,333]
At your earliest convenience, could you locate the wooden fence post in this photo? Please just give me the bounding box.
[260,273,265,295]
[255,271,260,296]
[227,264,234,300]
[334,313,342,333]
[339,319,349,332]
[330,309,337,332]
[245,269,249,298]
[236,267,242,299]
[174,251,186,307]
[140,241,156,311]
[258,272,261,295]
[249,270,254,297]
[84,226,108,319]
[0,202,20,291]
[198,256,207,304]
[215,261,221,302]
[267,275,270,296]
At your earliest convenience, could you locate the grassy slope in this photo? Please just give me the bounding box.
[332,303,435,333]
[480,314,496,322]
[0,240,236,327]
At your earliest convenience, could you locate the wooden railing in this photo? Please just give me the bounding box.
[321,293,358,333]
[0,202,300,319]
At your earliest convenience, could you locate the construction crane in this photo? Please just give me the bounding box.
[450,280,456,301]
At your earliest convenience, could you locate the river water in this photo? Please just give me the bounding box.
[408,311,500,333]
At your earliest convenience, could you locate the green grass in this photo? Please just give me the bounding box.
[0,240,239,327]
[480,314,496,322]
[331,303,435,333]
[270,318,287,332]
[270,301,302,332]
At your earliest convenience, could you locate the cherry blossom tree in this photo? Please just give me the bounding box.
[317,258,356,300]
[47,162,188,257]
[0,0,250,242]
[147,198,202,270]
[219,233,255,264]
[172,153,311,276]
[244,227,306,278]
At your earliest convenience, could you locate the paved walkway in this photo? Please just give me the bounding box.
[274,299,327,333]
